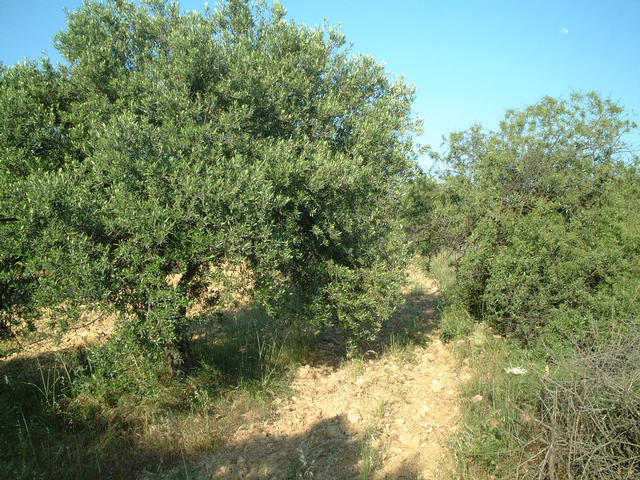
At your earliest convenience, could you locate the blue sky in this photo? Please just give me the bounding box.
[1,0,639,168]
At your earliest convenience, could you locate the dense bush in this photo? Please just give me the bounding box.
[0,0,420,363]
[425,93,639,350]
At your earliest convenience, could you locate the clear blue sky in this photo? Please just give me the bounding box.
[1,0,639,168]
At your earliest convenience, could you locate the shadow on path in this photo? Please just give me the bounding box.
[143,414,426,480]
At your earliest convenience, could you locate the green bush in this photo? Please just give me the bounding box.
[430,93,639,350]
[429,94,640,479]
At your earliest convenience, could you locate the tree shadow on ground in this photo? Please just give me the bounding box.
[0,350,115,479]
[0,328,277,480]
[141,414,427,480]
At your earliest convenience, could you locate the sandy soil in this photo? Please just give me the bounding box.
[2,309,116,362]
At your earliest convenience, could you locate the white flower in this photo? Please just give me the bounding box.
[504,367,527,375]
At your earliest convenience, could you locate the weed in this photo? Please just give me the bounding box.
[360,435,380,480]
[450,317,640,480]
[424,250,458,292]
[439,302,474,343]
[0,302,313,479]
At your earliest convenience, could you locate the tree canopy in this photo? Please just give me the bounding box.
[0,0,421,363]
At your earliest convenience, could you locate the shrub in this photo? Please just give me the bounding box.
[530,329,640,479]
[430,93,639,350]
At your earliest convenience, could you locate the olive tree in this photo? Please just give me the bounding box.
[0,0,420,365]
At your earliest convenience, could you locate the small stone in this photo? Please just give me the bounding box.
[431,378,444,392]
[347,412,361,424]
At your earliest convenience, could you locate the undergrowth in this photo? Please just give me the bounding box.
[444,310,640,479]
[0,263,437,480]
[430,250,640,479]
[0,306,313,479]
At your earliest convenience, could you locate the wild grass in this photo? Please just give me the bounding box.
[444,310,640,479]
[428,245,640,479]
[359,433,382,480]
[423,249,457,293]
[0,262,441,480]
[0,305,314,479]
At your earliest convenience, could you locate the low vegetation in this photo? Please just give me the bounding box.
[0,306,311,479]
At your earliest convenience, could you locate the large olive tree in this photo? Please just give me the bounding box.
[0,0,420,365]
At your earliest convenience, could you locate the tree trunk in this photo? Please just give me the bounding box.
[164,262,200,374]
[165,327,193,374]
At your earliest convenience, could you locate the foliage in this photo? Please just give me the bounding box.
[400,171,439,256]
[0,304,312,479]
[0,0,420,358]
[428,93,640,479]
[427,93,639,349]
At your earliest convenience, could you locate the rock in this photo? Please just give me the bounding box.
[347,411,361,424]
[398,433,420,447]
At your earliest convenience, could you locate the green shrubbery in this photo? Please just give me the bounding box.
[422,93,639,352]
[0,2,423,477]
[2,1,638,476]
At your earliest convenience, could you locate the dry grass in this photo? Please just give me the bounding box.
[1,263,463,480]
[520,333,640,480]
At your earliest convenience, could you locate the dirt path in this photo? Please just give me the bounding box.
[177,273,466,480]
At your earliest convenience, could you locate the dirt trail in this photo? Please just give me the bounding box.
[179,273,466,479]
[3,267,466,479]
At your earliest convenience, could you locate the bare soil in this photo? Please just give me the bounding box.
[163,268,467,479]
[3,266,466,479]
[2,309,116,362]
